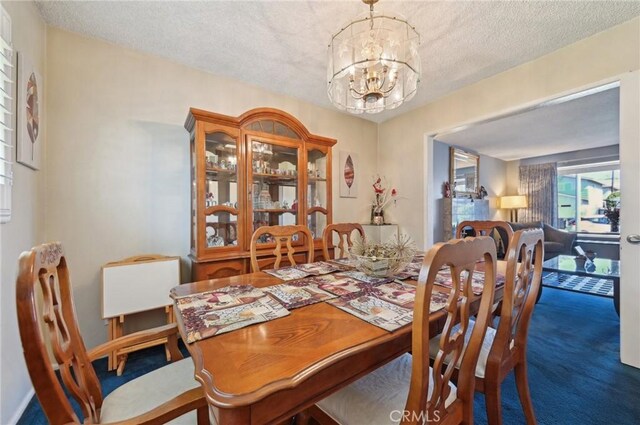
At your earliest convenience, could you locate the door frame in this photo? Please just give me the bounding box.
[422,71,640,368]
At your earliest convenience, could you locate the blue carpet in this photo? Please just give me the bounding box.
[18,289,640,424]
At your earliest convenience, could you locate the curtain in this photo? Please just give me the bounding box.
[518,163,557,225]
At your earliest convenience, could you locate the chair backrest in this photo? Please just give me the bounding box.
[488,229,544,368]
[250,225,314,272]
[405,237,497,425]
[16,243,103,424]
[321,223,365,260]
[456,220,514,241]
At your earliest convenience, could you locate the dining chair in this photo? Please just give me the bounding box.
[250,224,314,272]
[456,220,513,256]
[16,242,208,425]
[321,223,365,260]
[429,228,544,425]
[298,236,498,425]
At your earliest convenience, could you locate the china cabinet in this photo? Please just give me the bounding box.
[185,107,337,280]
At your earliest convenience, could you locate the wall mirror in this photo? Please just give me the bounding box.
[450,147,479,196]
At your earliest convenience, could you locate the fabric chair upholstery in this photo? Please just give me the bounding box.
[317,354,457,424]
[100,359,202,424]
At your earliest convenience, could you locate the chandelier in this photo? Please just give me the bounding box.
[327,0,421,114]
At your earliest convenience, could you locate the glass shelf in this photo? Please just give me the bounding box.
[204,131,239,248]
[251,139,299,235]
[307,147,328,238]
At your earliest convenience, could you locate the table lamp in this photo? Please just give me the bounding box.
[500,195,527,222]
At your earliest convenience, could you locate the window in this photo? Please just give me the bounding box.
[557,160,620,233]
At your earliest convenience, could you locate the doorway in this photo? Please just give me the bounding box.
[424,72,640,368]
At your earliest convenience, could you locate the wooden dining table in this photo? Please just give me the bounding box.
[171,261,507,425]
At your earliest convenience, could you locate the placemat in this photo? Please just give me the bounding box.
[295,261,342,275]
[394,261,422,280]
[310,274,375,296]
[434,267,505,295]
[263,261,342,281]
[328,257,358,268]
[328,292,414,332]
[175,285,290,343]
[336,270,394,285]
[370,281,417,309]
[371,281,454,313]
[263,281,338,309]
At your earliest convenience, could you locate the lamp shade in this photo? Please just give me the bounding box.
[500,195,527,209]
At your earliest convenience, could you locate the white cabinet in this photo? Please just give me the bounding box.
[443,198,489,240]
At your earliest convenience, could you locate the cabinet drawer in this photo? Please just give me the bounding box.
[192,259,247,281]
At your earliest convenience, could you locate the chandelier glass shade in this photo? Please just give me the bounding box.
[327,3,421,114]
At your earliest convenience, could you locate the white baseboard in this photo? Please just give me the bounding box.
[8,387,34,425]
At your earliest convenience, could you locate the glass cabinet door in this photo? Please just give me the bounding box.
[250,138,300,244]
[204,131,239,248]
[307,147,329,240]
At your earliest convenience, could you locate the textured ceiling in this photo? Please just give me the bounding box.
[436,87,620,161]
[35,1,640,123]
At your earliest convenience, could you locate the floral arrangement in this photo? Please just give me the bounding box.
[372,176,397,213]
[350,234,416,277]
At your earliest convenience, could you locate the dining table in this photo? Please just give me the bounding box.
[171,260,507,425]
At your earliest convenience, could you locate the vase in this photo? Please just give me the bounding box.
[610,222,619,233]
[371,207,384,225]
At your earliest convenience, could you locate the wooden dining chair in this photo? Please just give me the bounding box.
[456,220,513,257]
[16,242,208,425]
[429,228,544,425]
[321,223,365,260]
[298,236,498,425]
[250,224,314,272]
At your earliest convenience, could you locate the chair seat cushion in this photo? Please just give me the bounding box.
[316,353,457,424]
[100,358,203,424]
[429,320,505,379]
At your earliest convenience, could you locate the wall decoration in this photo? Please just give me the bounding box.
[339,151,357,198]
[17,52,42,170]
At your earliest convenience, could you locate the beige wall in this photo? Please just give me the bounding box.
[0,1,47,423]
[45,27,378,351]
[379,17,640,249]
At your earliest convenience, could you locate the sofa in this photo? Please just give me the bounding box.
[508,221,577,260]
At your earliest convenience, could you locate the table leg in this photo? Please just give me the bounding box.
[613,277,620,317]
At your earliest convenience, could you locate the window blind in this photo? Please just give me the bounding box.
[0,5,12,224]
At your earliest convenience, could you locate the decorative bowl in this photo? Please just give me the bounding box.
[350,252,415,278]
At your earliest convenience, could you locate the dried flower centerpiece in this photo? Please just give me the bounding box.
[350,234,417,277]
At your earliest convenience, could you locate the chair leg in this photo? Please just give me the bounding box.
[484,380,503,425]
[514,361,537,425]
[296,410,311,425]
[196,406,208,425]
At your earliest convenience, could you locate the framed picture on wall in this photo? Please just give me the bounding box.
[339,151,358,198]
[16,51,42,170]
